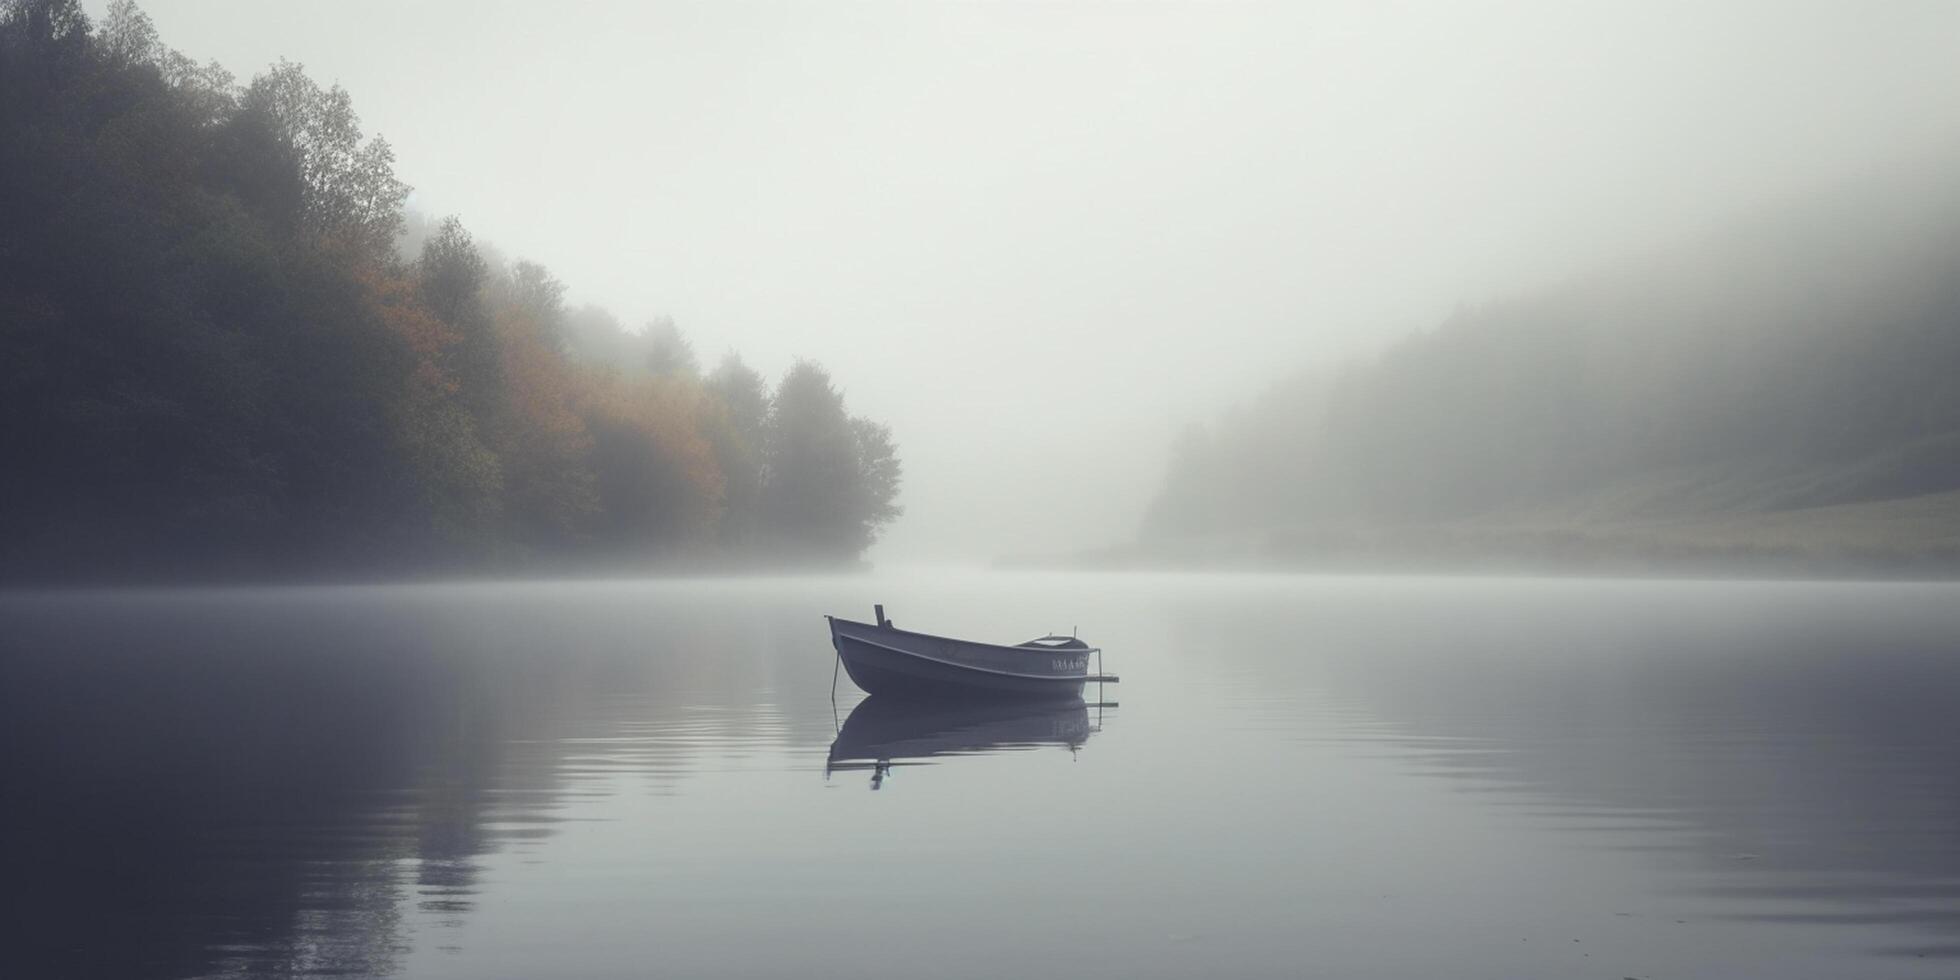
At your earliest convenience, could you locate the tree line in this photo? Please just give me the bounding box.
[0,0,901,580]
[1146,165,1960,541]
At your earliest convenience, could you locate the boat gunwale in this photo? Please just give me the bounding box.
[827,616,1102,659]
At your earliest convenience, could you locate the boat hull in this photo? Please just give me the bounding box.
[828,617,1098,699]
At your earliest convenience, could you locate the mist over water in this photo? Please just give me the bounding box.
[7,574,1960,979]
[9,3,1960,978]
[86,0,1960,562]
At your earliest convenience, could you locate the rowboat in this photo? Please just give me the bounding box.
[826,605,1119,699]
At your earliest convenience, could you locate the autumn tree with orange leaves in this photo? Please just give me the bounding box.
[0,0,900,580]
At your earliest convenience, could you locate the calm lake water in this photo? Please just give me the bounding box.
[5,572,1960,979]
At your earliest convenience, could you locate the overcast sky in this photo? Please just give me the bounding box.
[100,1,1960,561]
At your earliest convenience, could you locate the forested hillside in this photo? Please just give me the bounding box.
[1144,165,1960,572]
[0,1,900,581]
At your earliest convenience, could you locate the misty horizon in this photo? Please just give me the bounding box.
[12,4,1960,979]
[87,0,1960,563]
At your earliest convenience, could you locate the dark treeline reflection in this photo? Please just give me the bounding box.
[1177,580,1960,957]
[0,1,899,582]
[0,585,833,980]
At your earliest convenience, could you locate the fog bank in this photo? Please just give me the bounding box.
[106,0,1960,561]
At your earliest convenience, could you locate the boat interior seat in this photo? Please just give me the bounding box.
[1019,636,1089,650]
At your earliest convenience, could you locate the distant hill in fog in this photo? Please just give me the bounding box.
[1135,164,1960,575]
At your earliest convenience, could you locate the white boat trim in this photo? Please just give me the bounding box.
[831,617,1103,659]
[837,632,1105,683]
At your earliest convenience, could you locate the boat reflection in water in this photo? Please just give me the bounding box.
[826,695,1107,789]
